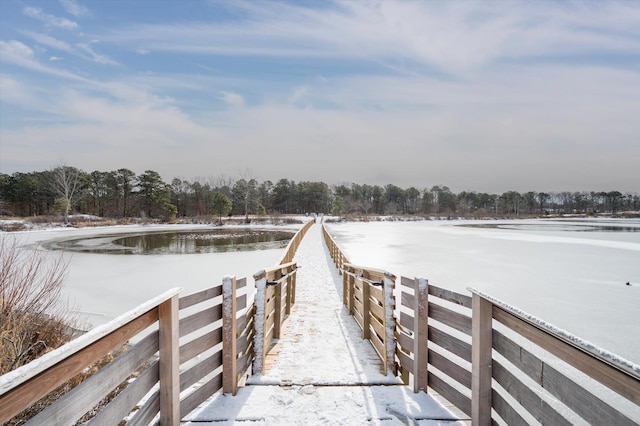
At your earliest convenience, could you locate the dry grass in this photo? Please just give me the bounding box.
[0,238,146,424]
[0,237,72,375]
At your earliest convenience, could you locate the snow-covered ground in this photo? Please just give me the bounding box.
[325,218,640,366]
[185,221,466,425]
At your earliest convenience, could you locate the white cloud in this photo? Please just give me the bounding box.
[0,40,35,60]
[59,0,90,17]
[0,40,84,80]
[23,6,78,30]
[136,49,150,55]
[219,91,245,107]
[49,56,64,61]
[75,43,117,65]
[101,1,640,75]
[22,32,74,53]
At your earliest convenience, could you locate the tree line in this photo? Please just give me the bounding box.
[0,166,638,220]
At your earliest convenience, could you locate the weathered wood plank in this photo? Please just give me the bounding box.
[179,305,222,337]
[180,351,222,391]
[493,330,636,425]
[400,311,414,332]
[158,294,180,426]
[180,372,223,418]
[223,276,238,395]
[401,291,415,309]
[429,325,472,363]
[179,285,223,310]
[369,330,385,362]
[236,293,247,311]
[493,330,542,385]
[353,308,364,331]
[0,308,158,423]
[493,305,640,406]
[369,314,386,341]
[396,347,414,371]
[429,349,471,389]
[429,303,472,336]
[429,285,472,308]
[27,331,159,425]
[369,284,384,302]
[491,388,528,426]
[368,297,385,323]
[400,276,416,290]
[236,352,252,378]
[492,359,571,426]
[471,294,492,426]
[428,371,472,417]
[180,327,222,364]
[87,361,159,426]
[395,329,414,352]
[127,388,159,426]
[236,277,247,290]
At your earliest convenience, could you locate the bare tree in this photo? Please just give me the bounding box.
[50,162,86,224]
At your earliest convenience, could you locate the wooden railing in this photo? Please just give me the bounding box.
[0,221,311,424]
[0,288,182,424]
[322,223,348,272]
[342,264,395,374]
[322,224,640,425]
[252,261,298,374]
[278,218,314,264]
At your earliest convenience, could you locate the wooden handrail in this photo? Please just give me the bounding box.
[0,287,181,423]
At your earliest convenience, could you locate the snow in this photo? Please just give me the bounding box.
[185,222,466,424]
[0,223,300,328]
[326,219,640,366]
[253,276,267,375]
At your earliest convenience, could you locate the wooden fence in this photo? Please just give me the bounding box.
[278,218,314,265]
[341,264,395,375]
[0,220,312,425]
[322,224,640,425]
[252,261,298,375]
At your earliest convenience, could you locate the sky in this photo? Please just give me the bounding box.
[0,0,639,193]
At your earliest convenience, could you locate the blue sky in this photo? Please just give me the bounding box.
[1,0,639,192]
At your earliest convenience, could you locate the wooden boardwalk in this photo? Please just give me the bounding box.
[184,223,466,424]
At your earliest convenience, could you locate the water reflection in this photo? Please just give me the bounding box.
[45,229,295,254]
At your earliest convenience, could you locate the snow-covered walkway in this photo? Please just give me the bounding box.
[185,221,466,424]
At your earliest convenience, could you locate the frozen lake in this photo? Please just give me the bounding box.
[4,224,299,328]
[3,218,638,366]
[325,218,640,365]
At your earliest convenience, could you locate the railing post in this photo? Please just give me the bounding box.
[472,293,493,426]
[158,294,180,425]
[222,276,238,395]
[413,277,429,392]
[274,276,282,340]
[362,281,371,340]
[342,266,348,306]
[253,270,267,375]
[383,271,396,375]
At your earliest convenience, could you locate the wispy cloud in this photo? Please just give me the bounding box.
[101,1,640,75]
[76,42,117,65]
[220,91,245,107]
[0,40,84,80]
[59,0,90,18]
[23,6,78,30]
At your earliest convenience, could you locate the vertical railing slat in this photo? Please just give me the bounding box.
[471,293,493,425]
[413,277,429,392]
[223,276,238,395]
[158,294,180,425]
